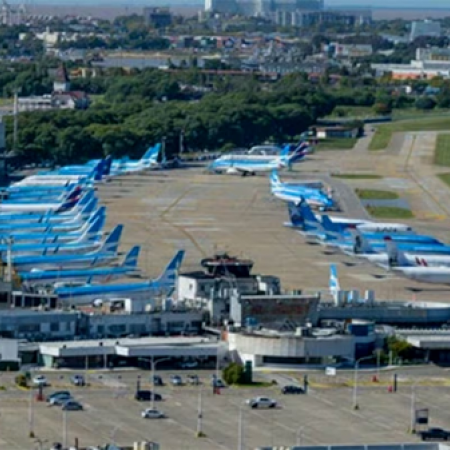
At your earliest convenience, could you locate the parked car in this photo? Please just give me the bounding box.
[62,400,83,411]
[33,375,48,386]
[187,375,199,385]
[49,393,72,406]
[141,408,165,419]
[46,391,70,402]
[71,375,85,387]
[213,378,226,388]
[246,397,277,409]
[418,428,450,441]
[135,390,162,402]
[170,375,183,386]
[152,375,164,386]
[282,385,305,395]
[180,360,198,369]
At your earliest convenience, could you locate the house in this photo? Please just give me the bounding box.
[314,126,359,139]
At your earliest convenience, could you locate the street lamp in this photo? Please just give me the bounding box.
[139,356,170,409]
[410,383,417,434]
[237,404,245,450]
[352,354,375,410]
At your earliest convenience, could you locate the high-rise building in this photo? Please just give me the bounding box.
[205,0,323,18]
[410,20,441,42]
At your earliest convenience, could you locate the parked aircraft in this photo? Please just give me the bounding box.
[0,185,82,213]
[209,145,307,176]
[20,246,141,288]
[7,224,123,271]
[271,171,334,210]
[0,218,107,257]
[5,209,105,245]
[54,249,185,304]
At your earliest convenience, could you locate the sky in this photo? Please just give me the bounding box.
[326,0,450,7]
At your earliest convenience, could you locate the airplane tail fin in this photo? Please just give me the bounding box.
[141,145,156,161]
[270,170,281,190]
[78,189,94,207]
[101,224,123,254]
[149,143,162,163]
[329,264,340,302]
[384,237,410,267]
[300,201,319,224]
[322,215,340,233]
[287,202,304,227]
[57,185,82,212]
[74,216,104,244]
[352,229,374,254]
[155,250,185,286]
[79,196,98,219]
[122,246,140,268]
[103,155,113,176]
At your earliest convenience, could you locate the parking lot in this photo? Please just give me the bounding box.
[1,369,450,449]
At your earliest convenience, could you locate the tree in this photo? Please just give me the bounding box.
[222,363,245,385]
[386,336,415,361]
[415,97,436,110]
[372,102,392,115]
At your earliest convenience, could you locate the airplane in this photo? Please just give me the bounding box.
[209,145,307,176]
[0,194,97,224]
[270,170,334,210]
[0,203,103,234]
[0,185,82,213]
[329,263,341,303]
[87,144,162,175]
[19,246,141,288]
[54,249,185,304]
[344,230,450,256]
[7,211,105,245]
[7,224,123,271]
[384,242,450,285]
[0,217,106,257]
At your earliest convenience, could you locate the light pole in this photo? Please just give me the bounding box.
[197,384,203,437]
[352,354,374,410]
[62,408,67,448]
[28,384,34,438]
[139,357,170,410]
[237,404,245,450]
[410,384,417,434]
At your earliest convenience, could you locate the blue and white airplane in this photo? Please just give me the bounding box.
[7,224,123,271]
[0,218,107,257]
[7,212,105,245]
[55,249,184,304]
[209,146,307,176]
[0,203,104,234]
[271,171,334,210]
[87,144,162,175]
[0,185,82,213]
[20,246,141,288]
[0,194,97,224]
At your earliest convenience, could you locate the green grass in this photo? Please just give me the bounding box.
[331,173,382,180]
[89,94,105,104]
[434,135,450,166]
[356,189,399,200]
[316,138,357,150]
[438,172,450,188]
[366,205,414,219]
[369,116,450,151]
[327,107,450,121]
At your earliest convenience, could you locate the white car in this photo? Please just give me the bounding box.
[246,397,277,409]
[33,375,47,386]
[141,408,165,419]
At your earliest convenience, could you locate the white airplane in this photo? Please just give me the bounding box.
[0,186,81,213]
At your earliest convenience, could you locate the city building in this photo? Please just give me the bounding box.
[0,308,204,342]
[143,7,172,28]
[410,20,441,41]
[283,9,372,27]
[177,253,281,324]
[0,338,19,370]
[18,64,90,112]
[204,0,323,19]
[416,46,450,63]
[37,336,225,369]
